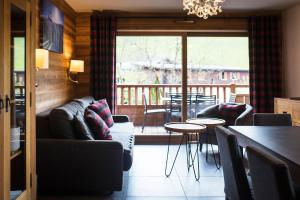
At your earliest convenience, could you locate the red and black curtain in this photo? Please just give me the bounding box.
[249,16,283,113]
[90,12,117,113]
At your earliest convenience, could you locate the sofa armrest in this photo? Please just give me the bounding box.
[113,115,130,123]
[196,104,219,118]
[37,139,124,193]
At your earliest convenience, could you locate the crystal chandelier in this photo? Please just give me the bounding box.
[183,0,225,19]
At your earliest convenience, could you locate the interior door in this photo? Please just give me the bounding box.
[10,1,32,200]
[0,1,13,199]
[0,1,32,200]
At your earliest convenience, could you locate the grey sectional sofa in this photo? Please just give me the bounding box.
[36,96,134,194]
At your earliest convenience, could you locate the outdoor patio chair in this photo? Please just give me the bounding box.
[142,93,168,133]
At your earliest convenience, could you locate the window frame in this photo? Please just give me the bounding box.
[116,31,249,120]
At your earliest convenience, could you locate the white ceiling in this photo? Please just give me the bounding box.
[65,0,300,12]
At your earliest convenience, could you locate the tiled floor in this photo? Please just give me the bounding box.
[39,145,225,200]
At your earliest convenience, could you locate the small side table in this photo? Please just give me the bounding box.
[186,118,225,169]
[164,122,206,181]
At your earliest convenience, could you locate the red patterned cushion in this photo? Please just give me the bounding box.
[219,104,246,126]
[84,108,112,140]
[88,99,114,128]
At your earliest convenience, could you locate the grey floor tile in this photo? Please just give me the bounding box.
[179,176,225,197]
[127,176,185,197]
[130,145,178,177]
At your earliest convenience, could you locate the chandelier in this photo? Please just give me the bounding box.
[183,0,225,19]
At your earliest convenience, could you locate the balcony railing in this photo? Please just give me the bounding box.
[117,84,249,106]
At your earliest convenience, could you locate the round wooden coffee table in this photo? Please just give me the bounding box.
[186,118,225,169]
[164,122,206,181]
[187,118,225,127]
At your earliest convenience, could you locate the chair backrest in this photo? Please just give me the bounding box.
[168,93,182,112]
[195,95,217,113]
[253,113,292,126]
[215,126,253,200]
[246,146,295,200]
[142,93,148,113]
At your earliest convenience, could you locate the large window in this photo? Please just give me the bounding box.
[187,37,249,97]
[116,36,182,105]
[116,36,182,85]
[116,35,250,112]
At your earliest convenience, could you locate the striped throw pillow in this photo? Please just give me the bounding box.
[88,99,114,127]
[84,108,112,140]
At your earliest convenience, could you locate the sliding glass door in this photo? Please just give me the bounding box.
[187,36,250,117]
[116,35,183,126]
[116,34,250,131]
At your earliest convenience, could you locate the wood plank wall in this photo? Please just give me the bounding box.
[75,13,91,97]
[36,0,76,113]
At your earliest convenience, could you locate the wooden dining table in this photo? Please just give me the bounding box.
[229,126,300,184]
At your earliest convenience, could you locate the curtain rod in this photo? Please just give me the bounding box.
[92,10,282,19]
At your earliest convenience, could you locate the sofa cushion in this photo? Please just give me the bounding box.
[219,104,246,126]
[84,108,112,140]
[88,99,114,127]
[73,111,94,140]
[49,101,85,139]
[110,122,135,171]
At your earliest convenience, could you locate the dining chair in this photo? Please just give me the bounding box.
[142,93,167,133]
[215,126,253,200]
[253,113,292,126]
[246,146,297,200]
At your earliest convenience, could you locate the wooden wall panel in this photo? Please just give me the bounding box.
[117,18,248,32]
[36,0,76,113]
[75,13,91,98]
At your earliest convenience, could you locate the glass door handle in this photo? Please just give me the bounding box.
[5,95,10,112]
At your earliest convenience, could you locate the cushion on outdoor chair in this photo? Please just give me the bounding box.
[219,104,246,126]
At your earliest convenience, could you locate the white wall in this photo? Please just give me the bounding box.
[283,4,300,97]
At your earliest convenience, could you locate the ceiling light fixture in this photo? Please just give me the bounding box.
[183,0,225,19]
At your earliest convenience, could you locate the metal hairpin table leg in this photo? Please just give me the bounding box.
[188,133,201,181]
[165,131,185,177]
[165,131,201,181]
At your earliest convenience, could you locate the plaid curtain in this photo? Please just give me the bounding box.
[249,16,283,113]
[90,12,117,113]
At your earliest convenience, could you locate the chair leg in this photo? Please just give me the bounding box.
[200,143,203,152]
[142,114,147,133]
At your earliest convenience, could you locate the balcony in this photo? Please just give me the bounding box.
[116,83,249,129]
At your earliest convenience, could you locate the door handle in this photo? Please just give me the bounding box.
[0,95,3,113]
[5,95,10,112]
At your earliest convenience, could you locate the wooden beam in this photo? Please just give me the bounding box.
[181,33,187,122]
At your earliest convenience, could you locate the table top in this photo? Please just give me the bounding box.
[187,118,225,127]
[229,126,300,167]
[164,122,206,133]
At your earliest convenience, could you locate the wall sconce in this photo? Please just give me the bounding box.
[68,59,84,84]
[35,49,49,87]
[36,48,49,70]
